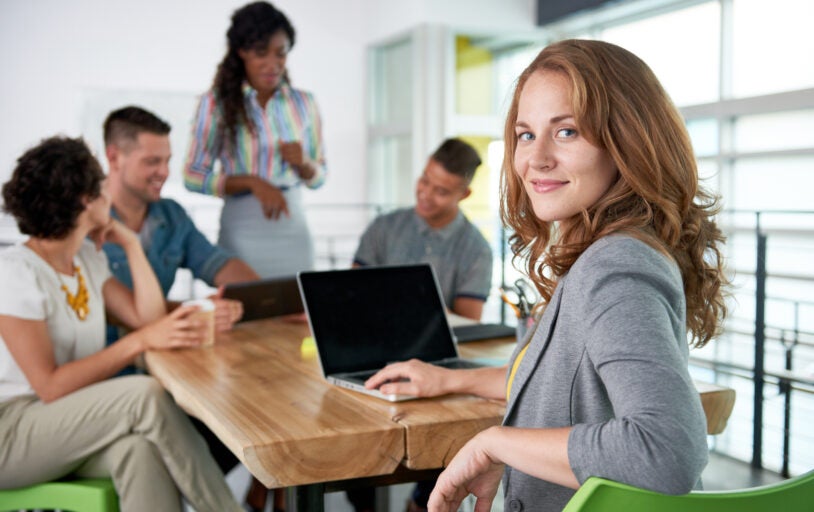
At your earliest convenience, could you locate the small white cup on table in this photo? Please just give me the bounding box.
[182,298,216,347]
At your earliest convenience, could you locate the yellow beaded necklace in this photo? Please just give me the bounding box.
[59,265,90,321]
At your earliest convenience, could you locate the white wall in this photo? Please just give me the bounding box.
[0,0,536,212]
[0,0,367,206]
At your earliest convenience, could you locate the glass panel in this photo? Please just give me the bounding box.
[687,118,719,157]
[601,2,721,106]
[492,44,542,117]
[734,109,814,153]
[367,135,413,207]
[369,38,413,125]
[493,44,542,113]
[731,156,814,211]
[697,159,721,196]
[458,135,496,229]
[732,0,814,97]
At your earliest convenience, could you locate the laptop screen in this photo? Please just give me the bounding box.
[298,264,459,376]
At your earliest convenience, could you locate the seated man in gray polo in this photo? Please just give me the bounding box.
[353,138,492,321]
[351,138,492,510]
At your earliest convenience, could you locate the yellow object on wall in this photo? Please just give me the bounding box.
[456,36,494,116]
[455,37,500,244]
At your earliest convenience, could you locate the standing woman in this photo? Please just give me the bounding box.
[365,39,729,512]
[0,137,242,512]
[184,1,327,278]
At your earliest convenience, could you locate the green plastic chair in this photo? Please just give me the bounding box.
[562,470,814,512]
[0,478,119,512]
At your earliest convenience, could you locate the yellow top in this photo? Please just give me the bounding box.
[506,342,531,401]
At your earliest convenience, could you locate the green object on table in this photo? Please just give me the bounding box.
[563,470,814,512]
[0,478,119,512]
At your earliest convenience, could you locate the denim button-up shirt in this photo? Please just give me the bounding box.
[103,198,232,347]
[104,198,231,294]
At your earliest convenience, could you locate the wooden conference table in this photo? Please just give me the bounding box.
[144,317,734,511]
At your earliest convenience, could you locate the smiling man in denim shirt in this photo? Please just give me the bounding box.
[101,106,260,478]
[102,106,259,336]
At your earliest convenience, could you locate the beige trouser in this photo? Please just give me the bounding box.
[0,375,242,512]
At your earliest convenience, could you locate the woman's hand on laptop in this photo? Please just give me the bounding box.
[365,359,452,398]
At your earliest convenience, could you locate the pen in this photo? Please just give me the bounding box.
[517,296,530,318]
[500,288,522,318]
[513,279,536,317]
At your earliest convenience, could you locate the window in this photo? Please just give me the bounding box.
[733,109,814,153]
[731,156,814,210]
[369,38,413,126]
[732,0,814,98]
[601,2,721,106]
[687,118,719,157]
[367,35,415,206]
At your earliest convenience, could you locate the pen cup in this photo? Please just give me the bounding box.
[182,299,216,347]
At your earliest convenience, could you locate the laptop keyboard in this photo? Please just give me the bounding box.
[342,369,378,382]
[341,358,484,383]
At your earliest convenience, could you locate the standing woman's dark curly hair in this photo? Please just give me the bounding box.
[214,1,295,146]
[3,136,105,240]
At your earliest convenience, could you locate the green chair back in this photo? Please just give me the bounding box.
[0,478,119,512]
[563,470,814,512]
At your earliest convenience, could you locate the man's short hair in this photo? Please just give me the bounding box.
[431,138,482,185]
[103,106,171,148]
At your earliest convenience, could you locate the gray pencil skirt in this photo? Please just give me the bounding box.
[218,186,315,278]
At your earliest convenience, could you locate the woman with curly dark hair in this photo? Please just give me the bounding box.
[0,136,242,512]
[184,1,327,279]
[365,40,729,512]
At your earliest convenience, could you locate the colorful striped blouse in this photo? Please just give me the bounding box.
[183,81,327,197]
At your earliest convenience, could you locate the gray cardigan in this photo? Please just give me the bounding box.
[502,235,708,511]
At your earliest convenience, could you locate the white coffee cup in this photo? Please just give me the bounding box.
[182,299,216,347]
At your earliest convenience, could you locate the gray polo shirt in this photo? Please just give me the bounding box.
[353,207,492,307]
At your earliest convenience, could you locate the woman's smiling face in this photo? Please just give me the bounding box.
[239,30,290,96]
[513,70,618,227]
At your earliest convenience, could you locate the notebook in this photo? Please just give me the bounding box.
[222,276,304,322]
[297,264,487,401]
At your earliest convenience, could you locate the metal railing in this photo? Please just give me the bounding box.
[694,210,814,477]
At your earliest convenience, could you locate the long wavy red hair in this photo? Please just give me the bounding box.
[500,39,728,348]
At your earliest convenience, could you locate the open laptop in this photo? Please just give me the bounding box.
[297,264,487,401]
[222,276,304,322]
